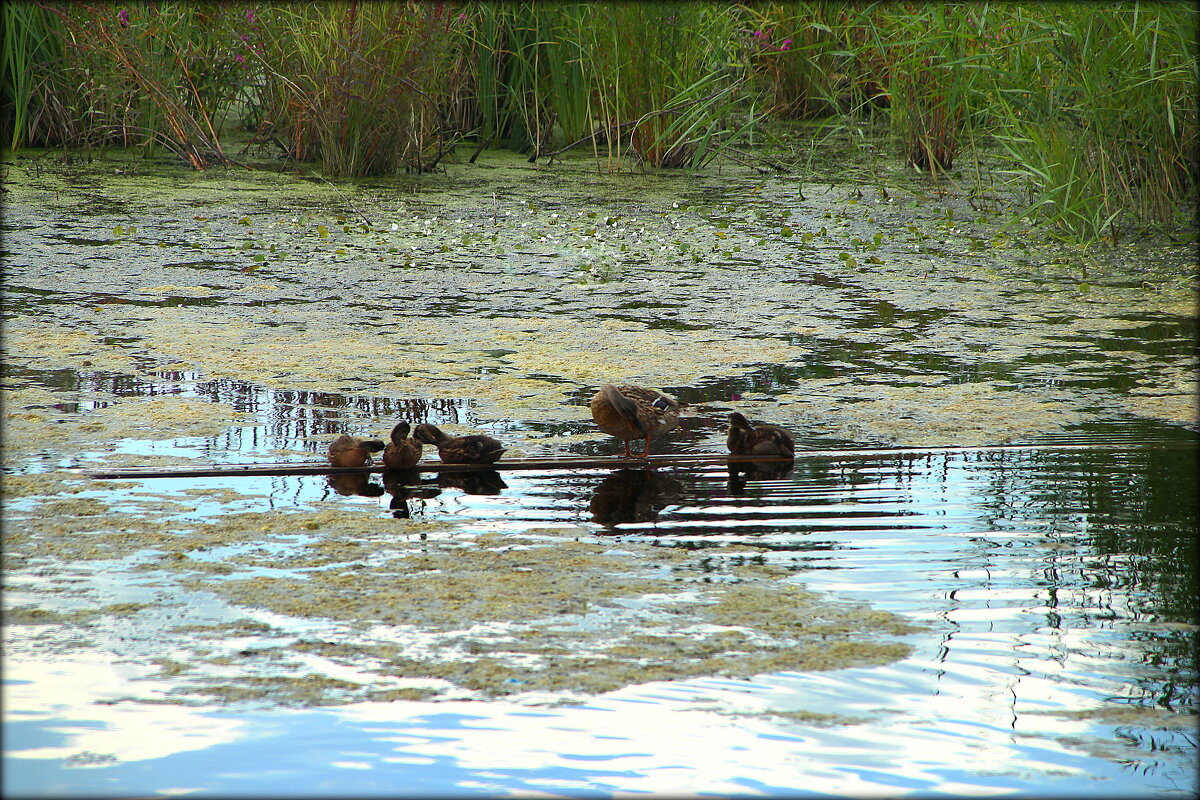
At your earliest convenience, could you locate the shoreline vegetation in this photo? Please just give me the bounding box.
[1,1,1196,243]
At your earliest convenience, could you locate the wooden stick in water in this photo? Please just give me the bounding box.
[73,442,1151,480]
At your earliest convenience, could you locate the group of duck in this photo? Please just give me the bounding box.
[327,384,796,468]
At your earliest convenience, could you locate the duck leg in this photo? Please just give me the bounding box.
[623,439,636,458]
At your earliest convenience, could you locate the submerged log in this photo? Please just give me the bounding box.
[77,443,1120,480]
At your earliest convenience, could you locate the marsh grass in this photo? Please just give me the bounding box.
[5,1,1196,242]
[765,1,1197,239]
[464,3,595,155]
[988,3,1198,240]
[466,2,747,169]
[251,1,465,177]
[39,2,246,167]
[743,3,850,120]
[1,3,68,148]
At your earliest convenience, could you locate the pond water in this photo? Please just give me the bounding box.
[2,147,1197,796]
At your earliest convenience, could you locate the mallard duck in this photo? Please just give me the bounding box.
[382,421,423,470]
[327,434,386,467]
[412,423,506,464]
[726,412,795,458]
[590,384,680,458]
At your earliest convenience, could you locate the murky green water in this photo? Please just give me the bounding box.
[2,146,1196,796]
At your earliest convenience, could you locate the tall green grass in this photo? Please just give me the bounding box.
[988,2,1198,239]
[464,2,746,169]
[5,2,1196,242]
[1,2,68,148]
[761,1,1197,238]
[37,2,247,166]
[463,3,595,154]
[250,1,466,177]
[742,3,855,120]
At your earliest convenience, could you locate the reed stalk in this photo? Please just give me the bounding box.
[988,2,1198,239]
[1,2,68,148]
[250,0,465,176]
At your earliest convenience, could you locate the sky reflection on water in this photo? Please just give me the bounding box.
[5,418,1196,797]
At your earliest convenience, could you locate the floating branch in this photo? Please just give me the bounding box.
[75,443,1143,480]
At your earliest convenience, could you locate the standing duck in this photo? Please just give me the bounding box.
[382,421,423,470]
[327,434,386,467]
[726,412,795,458]
[590,384,680,458]
[412,423,506,464]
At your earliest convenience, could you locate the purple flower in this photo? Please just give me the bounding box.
[236,54,245,63]
[246,9,255,24]
[780,38,792,51]
[118,8,129,26]
[753,29,765,38]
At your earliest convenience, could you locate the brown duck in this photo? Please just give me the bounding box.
[382,421,423,470]
[412,423,506,464]
[590,384,680,458]
[327,434,386,467]
[726,412,795,458]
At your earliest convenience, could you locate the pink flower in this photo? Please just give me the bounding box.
[780,38,792,51]
[236,54,245,63]
[118,8,129,26]
[246,9,255,23]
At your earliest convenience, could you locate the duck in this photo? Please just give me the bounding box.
[412,423,506,464]
[327,434,386,467]
[726,412,795,458]
[382,421,423,470]
[590,384,680,458]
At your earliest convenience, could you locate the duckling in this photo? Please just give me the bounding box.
[327,434,386,467]
[590,384,680,458]
[726,412,795,458]
[382,421,423,470]
[412,423,506,464]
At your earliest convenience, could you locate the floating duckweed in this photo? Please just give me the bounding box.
[158,533,921,700]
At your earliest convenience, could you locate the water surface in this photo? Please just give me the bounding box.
[2,148,1196,796]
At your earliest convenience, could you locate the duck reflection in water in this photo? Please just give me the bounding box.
[590,468,684,527]
[437,469,508,495]
[326,472,386,498]
[382,469,441,518]
[727,459,795,495]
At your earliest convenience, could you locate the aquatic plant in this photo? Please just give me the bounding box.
[465,1,749,169]
[248,0,467,176]
[987,2,1199,240]
[741,2,847,120]
[588,2,746,168]
[36,2,247,166]
[0,2,69,148]
[462,3,595,155]
[4,1,1195,242]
